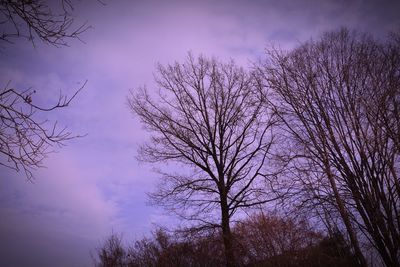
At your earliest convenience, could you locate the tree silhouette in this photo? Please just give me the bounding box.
[264,28,400,267]
[129,54,278,267]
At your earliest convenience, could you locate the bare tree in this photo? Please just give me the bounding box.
[126,228,225,267]
[94,233,127,267]
[0,0,88,47]
[263,29,400,267]
[0,81,85,179]
[234,212,323,266]
[129,54,278,267]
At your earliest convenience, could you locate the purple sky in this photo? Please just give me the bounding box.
[0,0,399,266]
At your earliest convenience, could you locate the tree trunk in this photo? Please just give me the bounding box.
[221,193,235,267]
[324,161,368,267]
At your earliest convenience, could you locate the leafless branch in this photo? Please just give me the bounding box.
[0,80,86,180]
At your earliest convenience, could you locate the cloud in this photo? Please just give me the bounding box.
[0,151,119,266]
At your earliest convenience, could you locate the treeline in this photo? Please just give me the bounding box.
[94,213,358,267]
[97,28,399,267]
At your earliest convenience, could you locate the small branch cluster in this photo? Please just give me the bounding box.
[0,0,89,47]
[0,80,85,180]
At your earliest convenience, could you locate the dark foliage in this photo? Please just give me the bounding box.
[94,214,358,267]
